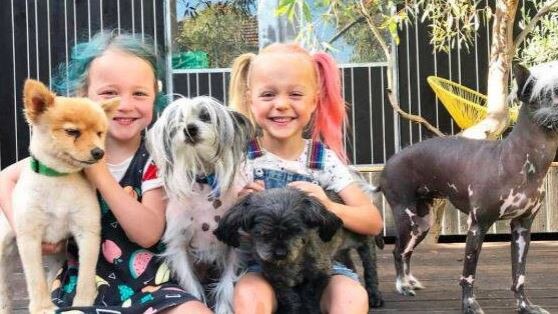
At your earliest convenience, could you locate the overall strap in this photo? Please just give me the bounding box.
[97,140,150,220]
[247,138,263,160]
[119,140,151,193]
[306,140,325,170]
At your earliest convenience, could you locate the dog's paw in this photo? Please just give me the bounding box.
[30,306,57,314]
[369,291,385,308]
[463,297,484,314]
[408,276,424,290]
[401,286,416,296]
[0,306,12,314]
[518,304,550,314]
[72,296,95,307]
[395,277,419,296]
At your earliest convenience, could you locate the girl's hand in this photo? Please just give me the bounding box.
[238,180,265,198]
[288,181,332,209]
[83,158,110,187]
[42,241,65,255]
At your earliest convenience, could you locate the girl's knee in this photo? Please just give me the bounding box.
[321,276,369,314]
[234,273,276,314]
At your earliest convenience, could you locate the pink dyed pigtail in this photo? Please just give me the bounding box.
[312,51,348,163]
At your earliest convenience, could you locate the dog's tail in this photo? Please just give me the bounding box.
[374,234,385,250]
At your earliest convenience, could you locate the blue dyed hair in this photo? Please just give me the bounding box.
[52,30,167,111]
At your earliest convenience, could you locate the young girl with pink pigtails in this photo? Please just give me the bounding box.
[228,42,383,314]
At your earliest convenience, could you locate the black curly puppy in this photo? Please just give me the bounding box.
[214,187,382,314]
[379,63,557,314]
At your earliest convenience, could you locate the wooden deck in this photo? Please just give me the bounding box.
[374,241,558,314]
[9,241,558,313]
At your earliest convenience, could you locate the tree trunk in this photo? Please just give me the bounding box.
[462,0,519,140]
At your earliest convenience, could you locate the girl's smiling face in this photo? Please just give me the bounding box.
[248,52,318,146]
[86,49,156,145]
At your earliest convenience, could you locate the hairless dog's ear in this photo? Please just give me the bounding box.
[214,194,254,247]
[513,63,534,103]
[300,195,343,242]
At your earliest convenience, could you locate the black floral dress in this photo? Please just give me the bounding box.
[51,142,197,314]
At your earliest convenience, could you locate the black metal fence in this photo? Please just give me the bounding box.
[0,0,495,168]
[0,0,165,168]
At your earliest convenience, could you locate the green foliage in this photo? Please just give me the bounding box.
[342,21,388,63]
[410,0,491,53]
[275,0,396,62]
[177,0,256,17]
[274,0,494,57]
[176,4,258,68]
[518,0,558,66]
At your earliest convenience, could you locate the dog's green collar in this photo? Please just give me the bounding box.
[30,156,69,177]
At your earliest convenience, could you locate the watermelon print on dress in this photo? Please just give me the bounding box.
[129,249,154,279]
[102,239,123,264]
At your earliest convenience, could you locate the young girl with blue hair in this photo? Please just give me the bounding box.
[0,31,211,314]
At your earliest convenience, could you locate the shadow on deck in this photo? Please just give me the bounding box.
[9,241,558,313]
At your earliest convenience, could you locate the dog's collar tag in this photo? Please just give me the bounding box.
[30,156,69,177]
[195,174,220,197]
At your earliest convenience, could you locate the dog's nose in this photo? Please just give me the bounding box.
[184,124,198,138]
[274,248,288,260]
[91,148,105,160]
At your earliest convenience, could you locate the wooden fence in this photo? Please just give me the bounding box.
[358,166,558,236]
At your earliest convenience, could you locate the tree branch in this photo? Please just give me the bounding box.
[357,0,391,61]
[327,16,366,47]
[387,89,446,137]
[513,0,558,51]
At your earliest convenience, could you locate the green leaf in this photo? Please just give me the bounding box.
[303,2,312,22]
[275,5,290,16]
[276,0,295,17]
[287,2,296,20]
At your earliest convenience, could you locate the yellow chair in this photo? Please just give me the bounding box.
[427,76,519,130]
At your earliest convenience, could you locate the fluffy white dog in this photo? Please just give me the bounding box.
[146,96,253,314]
[0,79,118,314]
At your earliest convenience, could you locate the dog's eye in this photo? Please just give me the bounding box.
[252,230,263,238]
[97,132,103,137]
[199,109,210,122]
[65,129,81,138]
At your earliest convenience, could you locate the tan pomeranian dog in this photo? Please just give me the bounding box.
[0,79,118,314]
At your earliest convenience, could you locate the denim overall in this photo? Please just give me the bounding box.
[245,139,358,281]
